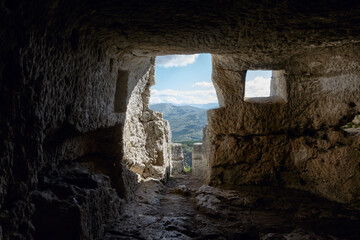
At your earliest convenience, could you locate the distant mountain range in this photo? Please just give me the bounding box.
[173,103,219,109]
[150,103,218,142]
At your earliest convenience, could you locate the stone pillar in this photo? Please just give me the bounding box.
[171,143,184,175]
[192,143,205,179]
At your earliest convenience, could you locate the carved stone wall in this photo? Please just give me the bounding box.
[0,29,141,239]
[0,28,171,240]
[1,0,360,238]
[205,46,360,203]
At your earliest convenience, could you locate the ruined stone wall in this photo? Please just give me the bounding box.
[206,45,360,203]
[192,143,206,180]
[123,60,172,180]
[171,143,184,175]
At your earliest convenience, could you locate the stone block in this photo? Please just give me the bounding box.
[171,144,184,175]
[192,143,206,179]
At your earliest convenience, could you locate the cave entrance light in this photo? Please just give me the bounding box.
[150,53,217,176]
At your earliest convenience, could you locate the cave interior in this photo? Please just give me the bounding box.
[1,0,360,239]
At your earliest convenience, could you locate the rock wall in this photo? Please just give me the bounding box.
[0,23,170,240]
[123,60,172,180]
[1,0,360,238]
[0,28,134,238]
[206,45,360,203]
[171,144,184,175]
[31,166,124,239]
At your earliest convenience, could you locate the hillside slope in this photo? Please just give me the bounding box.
[150,103,208,142]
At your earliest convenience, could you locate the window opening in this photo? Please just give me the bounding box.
[245,70,272,98]
[244,70,287,102]
[150,54,217,174]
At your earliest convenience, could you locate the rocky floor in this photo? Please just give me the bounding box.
[104,174,360,240]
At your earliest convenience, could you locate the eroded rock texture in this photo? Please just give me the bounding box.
[0,30,134,239]
[192,143,206,179]
[0,7,166,239]
[123,59,172,180]
[207,48,360,203]
[1,0,360,239]
[31,166,123,239]
[171,143,184,175]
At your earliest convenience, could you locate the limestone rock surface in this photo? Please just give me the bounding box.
[123,61,172,180]
[205,47,360,203]
[171,143,184,175]
[1,0,360,238]
[192,143,206,180]
[207,130,360,203]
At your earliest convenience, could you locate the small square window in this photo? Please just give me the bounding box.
[244,70,287,102]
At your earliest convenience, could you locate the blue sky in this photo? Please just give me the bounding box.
[150,54,271,104]
[154,54,211,91]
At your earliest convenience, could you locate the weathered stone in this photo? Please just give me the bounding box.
[192,143,203,160]
[1,1,360,238]
[204,48,360,203]
[171,161,184,176]
[171,143,184,175]
[123,60,172,180]
[192,143,207,180]
[31,166,124,239]
[206,131,360,203]
[171,143,184,161]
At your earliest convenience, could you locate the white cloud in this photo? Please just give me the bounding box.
[156,54,199,68]
[150,88,217,105]
[192,81,213,88]
[150,96,163,104]
[150,76,270,104]
[244,76,271,98]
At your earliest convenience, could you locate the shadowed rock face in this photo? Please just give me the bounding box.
[1,0,360,239]
[28,0,360,55]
